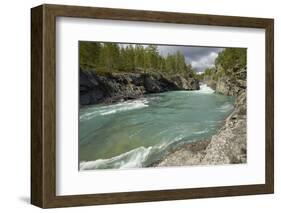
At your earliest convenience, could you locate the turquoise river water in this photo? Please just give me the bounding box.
[79,84,235,170]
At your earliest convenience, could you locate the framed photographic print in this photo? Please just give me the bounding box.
[31,4,274,208]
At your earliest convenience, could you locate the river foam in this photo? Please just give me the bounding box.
[80,98,149,121]
[80,146,152,170]
[197,84,215,94]
[80,136,184,170]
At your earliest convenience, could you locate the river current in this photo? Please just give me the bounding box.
[79,84,234,170]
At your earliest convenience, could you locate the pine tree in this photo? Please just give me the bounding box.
[135,45,145,71]
[79,42,101,69]
[79,41,196,77]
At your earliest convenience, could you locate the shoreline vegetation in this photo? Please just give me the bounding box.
[79,42,247,168]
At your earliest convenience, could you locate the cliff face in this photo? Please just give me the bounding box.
[205,65,246,97]
[80,68,200,105]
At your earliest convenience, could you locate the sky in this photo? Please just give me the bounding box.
[120,43,224,72]
[158,45,224,72]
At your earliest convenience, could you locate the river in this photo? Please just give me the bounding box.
[79,84,235,170]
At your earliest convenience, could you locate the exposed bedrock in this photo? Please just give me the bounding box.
[80,68,200,105]
[204,65,246,97]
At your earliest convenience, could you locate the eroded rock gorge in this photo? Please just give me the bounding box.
[80,68,200,105]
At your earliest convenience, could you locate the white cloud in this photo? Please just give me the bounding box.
[113,42,224,72]
[190,51,219,72]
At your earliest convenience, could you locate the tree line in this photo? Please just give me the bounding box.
[79,42,195,76]
[215,48,246,71]
[201,48,246,80]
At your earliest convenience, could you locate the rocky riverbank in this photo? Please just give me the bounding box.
[153,65,247,167]
[153,91,246,167]
[80,68,200,105]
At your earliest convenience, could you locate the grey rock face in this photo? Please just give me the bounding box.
[171,75,200,90]
[215,77,246,97]
[143,74,163,93]
[80,68,200,106]
[204,65,246,97]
